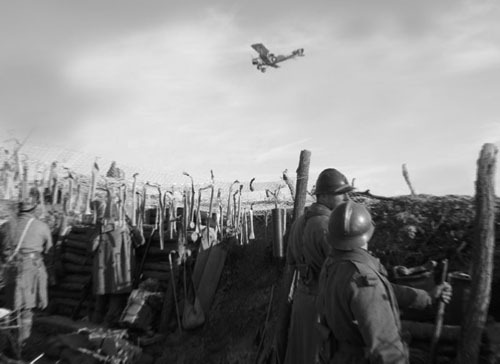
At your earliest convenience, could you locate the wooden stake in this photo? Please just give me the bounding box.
[402,163,416,196]
[456,143,497,364]
[282,169,295,202]
[292,150,311,222]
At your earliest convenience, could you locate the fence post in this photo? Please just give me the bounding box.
[292,150,311,222]
[456,143,497,364]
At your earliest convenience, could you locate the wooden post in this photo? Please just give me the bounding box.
[264,150,311,364]
[292,150,311,222]
[402,163,416,196]
[282,169,295,203]
[456,143,497,364]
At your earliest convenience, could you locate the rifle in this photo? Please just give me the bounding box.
[134,223,157,288]
[255,285,275,364]
[264,266,297,364]
[429,259,449,364]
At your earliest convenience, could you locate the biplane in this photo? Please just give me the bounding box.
[251,43,304,73]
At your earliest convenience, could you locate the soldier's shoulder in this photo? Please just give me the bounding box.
[350,261,379,287]
[32,218,51,231]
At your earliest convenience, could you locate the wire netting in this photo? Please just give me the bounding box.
[0,141,309,213]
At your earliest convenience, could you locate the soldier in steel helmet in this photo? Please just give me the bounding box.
[283,168,354,364]
[0,191,52,345]
[317,201,452,363]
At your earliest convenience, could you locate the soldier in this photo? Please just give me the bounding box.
[317,201,452,363]
[0,195,52,344]
[90,197,142,326]
[284,168,354,364]
[90,198,131,325]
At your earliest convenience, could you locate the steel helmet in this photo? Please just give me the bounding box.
[314,168,353,196]
[18,189,40,213]
[328,200,375,251]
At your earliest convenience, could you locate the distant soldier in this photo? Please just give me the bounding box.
[317,201,452,363]
[90,198,142,326]
[106,161,125,180]
[284,168,354,364]
[0,194,52,344]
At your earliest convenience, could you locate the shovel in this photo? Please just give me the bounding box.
[182,258,205,330]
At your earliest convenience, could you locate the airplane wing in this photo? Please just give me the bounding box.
[251,43,270,57]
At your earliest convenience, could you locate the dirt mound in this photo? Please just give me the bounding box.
[155,194,500,363]
[19,194,500,363]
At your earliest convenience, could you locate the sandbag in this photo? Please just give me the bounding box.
[141,270,169,282]
[64,239,92,252]
[119,289,163,331]
[402,320,460,342]
[63,263,92,274]
[63,274,90,284]
[62,252,92,266]
[142,262,170,272]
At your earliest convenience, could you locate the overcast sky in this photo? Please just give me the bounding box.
[1,0,499,196]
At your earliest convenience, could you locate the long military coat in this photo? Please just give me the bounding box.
[91,224,135,295]
[284,203,332,364]
[1,213,51,310]
[317,248,432,364]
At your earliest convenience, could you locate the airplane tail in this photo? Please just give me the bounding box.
[293,48,304,56]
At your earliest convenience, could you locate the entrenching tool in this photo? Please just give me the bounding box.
[430,259,449,364]
[196,182,215,247]
[232,189,239,233]
[182,257,205,330]
[85,159,99,216]
[138,184,147,230]
[131,173,139,226]
[204,170,215,247]
[255,285,275,364]
[120,183,127,227]
[50,161,59,206]
[264,210,269,244]
[164,191,176,240]
[237,184,243,231]
[63,171,75,215]
[243,208,249,245]
[249,203,256,241]
[46,161,55,199]
[168,250,182,333]
[145,183,165,250]
[21,155,28,200]
[195,187,202,237]
[233,184,243,243]
[35,169,46,219]
[183,172,196,229]
[134,186,159,287]
[226,180,240,228]
[189,171,227,317]
[73,178,82,216]
[215,188,222,238]
[282,207,287,236]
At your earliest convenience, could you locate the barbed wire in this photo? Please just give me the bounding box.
[0,141,307,212]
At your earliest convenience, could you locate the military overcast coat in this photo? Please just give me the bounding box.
[317,248,433,364]
[1,212,52,310]
[284,203,332,364]
[91,224,135,295]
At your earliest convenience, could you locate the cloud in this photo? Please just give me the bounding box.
[2,1,500,196]
[255,138,312,163]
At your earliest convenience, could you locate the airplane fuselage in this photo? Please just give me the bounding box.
[250,44,304,73]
